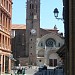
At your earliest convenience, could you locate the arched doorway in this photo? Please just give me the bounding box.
[49,53,58,67]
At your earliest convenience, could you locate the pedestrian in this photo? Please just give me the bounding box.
[19,63,21,69]
[22,68,25,75]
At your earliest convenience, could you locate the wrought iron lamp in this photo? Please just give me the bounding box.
[53,8,63,21]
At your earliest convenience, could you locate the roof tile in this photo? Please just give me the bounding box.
[11,24,26,29]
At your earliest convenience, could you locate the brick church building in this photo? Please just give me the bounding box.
[11,0,64,66]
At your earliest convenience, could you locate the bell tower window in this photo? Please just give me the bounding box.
[30,4,34,9]
[30,4,31,9]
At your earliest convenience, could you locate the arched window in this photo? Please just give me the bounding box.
[30,4,31,9]
[30,4,34,9]
[41,43,43,46]
[46,38,56,47]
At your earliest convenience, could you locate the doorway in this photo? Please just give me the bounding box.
[49,59,57,67]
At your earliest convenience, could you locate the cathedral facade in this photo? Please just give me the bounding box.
[36,30,64,66]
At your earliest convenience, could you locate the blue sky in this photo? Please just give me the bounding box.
[12,0,64,33]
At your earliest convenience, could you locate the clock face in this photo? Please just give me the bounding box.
[31,29,36,34]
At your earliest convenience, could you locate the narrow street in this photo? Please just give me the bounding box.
[9,66,65,75]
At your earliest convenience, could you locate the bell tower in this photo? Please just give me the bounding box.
[26,0,40,65]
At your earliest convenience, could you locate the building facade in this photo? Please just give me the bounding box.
[0,0,12,74]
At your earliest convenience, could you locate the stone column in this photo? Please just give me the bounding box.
[44,46,47,65]
[9,58,11,73]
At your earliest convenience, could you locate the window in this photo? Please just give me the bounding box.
[6,17,7,29]
[6,1,8,10]
[31,39,32,41]
[30,4,31,9]
[2,55,4,72]
[5,36,7,49]
[8,38,10,49]
[30,4,34,9]
[3,14,5,27]
[39,60,41,62]
[41,43,43,46]
[11,30,15,38]
[5,56,9,73]
[0,11,2,24]
[49,59,57,66]
[8,18,11,31]
[9,4,11,12]
[46,38,56,47]
[58,43,60,47]
[3,35,4,48]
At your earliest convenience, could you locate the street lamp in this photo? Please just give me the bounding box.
[53,8,63,21]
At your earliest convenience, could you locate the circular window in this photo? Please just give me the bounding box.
[46,38,56,47]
